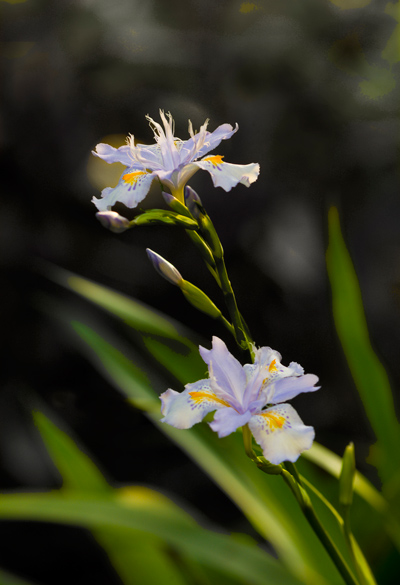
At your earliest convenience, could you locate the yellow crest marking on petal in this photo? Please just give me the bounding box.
[188,391,230,408]
[269,359,277,373]
[261,411,286,430]
[262,359,278,385]
[203,155,224,166]
[123,171,148,185]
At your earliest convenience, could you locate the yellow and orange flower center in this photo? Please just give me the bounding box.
[123,171,148,185]
[261,411,286,430]
[203,155,224,166]
[188,391,230,408]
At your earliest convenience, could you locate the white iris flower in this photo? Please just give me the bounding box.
[160,337,319,465]
[92,110,260,210]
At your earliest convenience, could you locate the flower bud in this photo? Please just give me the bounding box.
[199,215,224,259]
[339,442,356,507]
[184,186,203,219]
[146,249,183,286]
[96,211,131,233]
[180,281,222,319]
[162,192,191,217]
[133,209,197,229]
[184,187,223,258]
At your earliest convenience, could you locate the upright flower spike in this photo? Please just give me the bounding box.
[92,110,260,211]
[160,337,320,464]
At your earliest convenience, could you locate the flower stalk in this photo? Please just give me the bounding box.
[243,444,361,585]
[184,187,253,355]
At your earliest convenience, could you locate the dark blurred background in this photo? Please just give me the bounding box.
[1,0,400,583]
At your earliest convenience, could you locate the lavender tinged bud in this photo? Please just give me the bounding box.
[162,191,176,206]
[146,249,183,286]
[162,192,192,217]
[184,186,203,219]
[96,211,131,233]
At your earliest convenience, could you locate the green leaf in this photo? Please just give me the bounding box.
[0,488,304,585]
[33,411,191,585]
[326,206,400,484]
[33,411,110,493]
[92,527,191,585]
[48,264,184,340]
[302,442,400,553]
[71,321,159,413]
[303,443,385,513]
[143,336,206,384]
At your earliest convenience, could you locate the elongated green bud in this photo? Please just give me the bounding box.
[146,249,183,285]
[184,187,223,259]
[185,231,216,267]
[147,248,224,321]
[180,281,222,319]
[132,210,198,229]
[339,442,356,507]
[96,211,131,233]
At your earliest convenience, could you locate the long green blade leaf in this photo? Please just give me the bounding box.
[33,412,110,493]
[0,489,304,585]
[33,412,191,585]
[326,206,400,484]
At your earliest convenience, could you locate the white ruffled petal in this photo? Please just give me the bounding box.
[248,404,315,464]
[92,168,156,211]
[195,157,260,191]
[93,143,133,166]
[270,374,320,404]
[160,380,230,430]
[180,123,238,163]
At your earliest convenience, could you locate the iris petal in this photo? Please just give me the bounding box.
[249,404,315,464]
[93,143,133,166]
[209,407,252,438]
[199,337,246,409]
[194,159,260,191]
[160,380,229,429]
[270,374,320,404]
[92,168,155,211]
[180,123,238,163]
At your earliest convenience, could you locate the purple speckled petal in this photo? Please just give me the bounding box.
[92,168,155,211]
[249,403,315,464]
[160,379,228,429]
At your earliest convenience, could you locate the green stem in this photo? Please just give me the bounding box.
[215,257,246,343]
[281,469,359,585]
[183,195,253,357]
[218,314,236,337]
[242,425,257,461]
